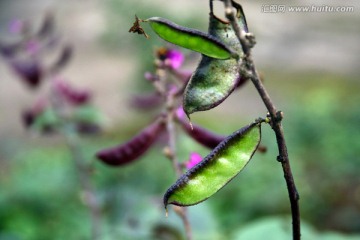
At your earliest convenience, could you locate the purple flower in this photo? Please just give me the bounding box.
[185,152,202,170]
[26,40,40,55]
[176,107,185,120]
[166,49,184,69]
[8,19,24,34]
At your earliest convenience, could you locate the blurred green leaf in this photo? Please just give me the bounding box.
[32,108,59,132]
[72,105,102,124]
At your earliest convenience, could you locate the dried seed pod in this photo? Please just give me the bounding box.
[183,4,248,116]
[164,121,261,208]
[128,15,149,39]
[96,117,165,166]
[146,17,236,60]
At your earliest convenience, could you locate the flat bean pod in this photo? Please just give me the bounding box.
[96,117,165,166]
[176,116,225,149]
[183,5,248,116]
[164,121,261,208]
[146,17,235,60]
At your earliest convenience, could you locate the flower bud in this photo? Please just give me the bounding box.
[11,60,43,88]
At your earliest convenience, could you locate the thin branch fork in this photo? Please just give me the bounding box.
[222,1,301,239]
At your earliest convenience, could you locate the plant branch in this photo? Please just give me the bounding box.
[165,92,192,240]
[50,84,101,240]
[222,1,301,239]
[63,127,101,240]
[165,108,192,240]
[154,63,192,240]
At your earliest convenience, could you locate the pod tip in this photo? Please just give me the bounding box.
[184,111,193,130]
[189,121,193,131]
[165,207,168,218]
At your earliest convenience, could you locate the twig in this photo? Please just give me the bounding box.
[165,104,192,240]
[50,84,101,240]
[222,1,301,239]
[64,127,101,240]
[155,63,192,240]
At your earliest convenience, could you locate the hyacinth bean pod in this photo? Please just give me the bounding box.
[183,4,248,116]
[96,117,165,166]
[164,121,261,208]
[146,17,236,60]
[176,116,225,149]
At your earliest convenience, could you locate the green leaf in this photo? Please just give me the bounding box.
[146,17,236,59]
[32,108,60,131]
[183,5,248,116]
[164,121,261,208]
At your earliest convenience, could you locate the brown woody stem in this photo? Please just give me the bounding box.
[222,1,301,239]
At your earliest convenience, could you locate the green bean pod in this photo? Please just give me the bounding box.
[146,17,236,60]
[164,121,261,209]
[183,5,248,116]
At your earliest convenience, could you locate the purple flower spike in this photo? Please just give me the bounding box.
[166,49,184,69]
[185,152,202,169]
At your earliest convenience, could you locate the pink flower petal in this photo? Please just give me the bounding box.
[185,152,202,169]
[176,107,185,120]
[8,19,24,34]
[26,40,40,55]
[166,49,184,69]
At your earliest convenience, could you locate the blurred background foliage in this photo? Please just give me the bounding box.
[0,0,360,239]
